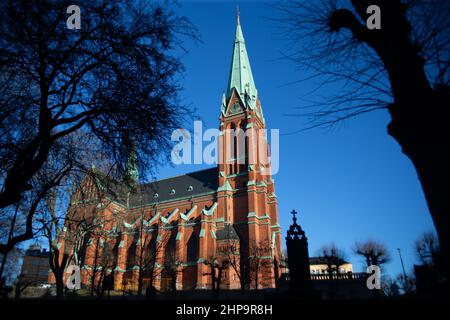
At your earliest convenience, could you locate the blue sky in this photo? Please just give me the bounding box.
[149,0,437,279]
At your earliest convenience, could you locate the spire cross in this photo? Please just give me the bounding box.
[291,209,298,223]
[236,5,240,24]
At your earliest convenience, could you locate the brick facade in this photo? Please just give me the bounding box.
[50,15,283,292]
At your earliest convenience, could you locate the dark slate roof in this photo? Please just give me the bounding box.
[216,224,240,240]
[89,167,218,207]
[128,167,218,207]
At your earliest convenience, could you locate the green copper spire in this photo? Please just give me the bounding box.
[125,140,139,183]
[226,11,257,108]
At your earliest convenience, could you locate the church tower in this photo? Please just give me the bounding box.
[216,12,283,288]
[53,12,283,292]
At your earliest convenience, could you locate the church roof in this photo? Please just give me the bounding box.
[86,167,217,208]
[226,13,257,104]
[128,167,218,206]
[94,167,217,207]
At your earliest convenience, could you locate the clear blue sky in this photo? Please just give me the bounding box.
[151,0,436,279]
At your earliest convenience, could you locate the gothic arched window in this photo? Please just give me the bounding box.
[126,235,137,269]
[229,122,237,175]
[187,232,199,263]
[231,122,237,159]
[164,232,177,267]
[145,234,157,264]
[239,121,248,171]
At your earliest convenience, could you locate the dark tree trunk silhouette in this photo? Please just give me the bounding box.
[49,248,69,299]
[203,257,229,293]
[328,0,450,284]
[204,262,217,292]
[13,276,31,300]
[280,0,450,284]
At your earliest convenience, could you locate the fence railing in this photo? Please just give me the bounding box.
[310,272,367,281]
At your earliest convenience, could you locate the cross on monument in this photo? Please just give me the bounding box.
[291,209,298,224]
[286,208,312,290]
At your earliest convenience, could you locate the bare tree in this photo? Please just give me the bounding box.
[44,220,72,299]
[134,218,170,296]
[278,0,450,281]
[219,243,248,290]
[156,225,183,294]
[248,240,273,290]
[81,215,116,297]
[43,212,105,298]
[415,231,440,267]
[0,0,197,255]
[216,227,248,290]
[13,274,31,300]
[94,238,117,297]
[353,240,391,268]
[203,256,229,293]
[0,247,23,286]
[318,243,347,278]
[381,275,400,297]
[0,204,25,282]
[0,207,26,282]
[39,155,115,298]
[396,272,416,295]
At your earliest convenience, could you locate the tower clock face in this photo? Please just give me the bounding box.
[230,103,242,114]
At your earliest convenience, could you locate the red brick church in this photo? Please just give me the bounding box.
[52,14,283,292]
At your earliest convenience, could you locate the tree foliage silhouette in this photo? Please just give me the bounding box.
[318,243,347,277]
[354,240,391,268]
[0,0,197,255]
[415,231,440,267]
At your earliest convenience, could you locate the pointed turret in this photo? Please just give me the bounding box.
[226,11,257,106]
[125,140,139,183]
